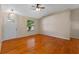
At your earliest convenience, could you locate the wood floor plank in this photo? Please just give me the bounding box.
[1,34,79,54]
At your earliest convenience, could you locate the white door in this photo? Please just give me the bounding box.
[3,15,17,40]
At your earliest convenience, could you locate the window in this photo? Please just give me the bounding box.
[27,20,34,31]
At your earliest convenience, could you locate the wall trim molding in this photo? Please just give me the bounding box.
[3,34,70,42]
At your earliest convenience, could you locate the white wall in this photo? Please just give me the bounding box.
[16,15,39,38]
[0,5,2,51]
[71,9,79,39]
[0,13,2,52]
[0,9,2,41]
[40,11,71,40]
[2,13,39,41]
[0,13,3,40]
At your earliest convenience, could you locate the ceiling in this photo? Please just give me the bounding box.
[1,4,79,19]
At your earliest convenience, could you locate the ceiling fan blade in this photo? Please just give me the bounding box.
[32,4,45,11]
[32,6,35,7]
[32,5,37,8]
[40,7,45,9]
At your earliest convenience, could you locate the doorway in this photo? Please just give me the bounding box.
[3,14,17,40]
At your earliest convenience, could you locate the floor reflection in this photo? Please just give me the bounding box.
[27,38,35,49]
[1,34,79,54]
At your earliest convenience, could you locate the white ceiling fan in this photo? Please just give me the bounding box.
[32,4,45,11]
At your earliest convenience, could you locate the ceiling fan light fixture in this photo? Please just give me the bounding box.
[36,8,41,11]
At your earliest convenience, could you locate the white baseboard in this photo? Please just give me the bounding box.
[41,31,70,40]
[71,36,79,39]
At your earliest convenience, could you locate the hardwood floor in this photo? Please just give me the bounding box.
[1,34,79,54]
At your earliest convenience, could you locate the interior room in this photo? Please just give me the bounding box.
[0,4,79,54]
